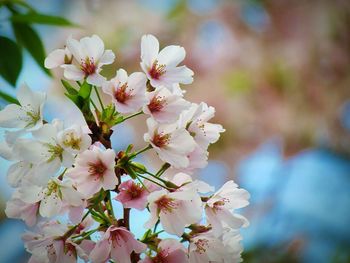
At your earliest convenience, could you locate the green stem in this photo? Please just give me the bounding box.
[137,173,171,191]
[122,111,143,122]
[90,99,98,111]
[94,86,104,111]
[129,145,152,159]
[130,163,178,189]
[155,163,170,177]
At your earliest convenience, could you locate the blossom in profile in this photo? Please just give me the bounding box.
[66,146,117,198]
[62,35,115,86]
[144,118,196,168]
[89,226,146,263]
[0,84,46,131]
[205,180,250,236]
[140,34,193,88]
[102,69,148,113]
[180,102,225,150]
[45,43,72,69]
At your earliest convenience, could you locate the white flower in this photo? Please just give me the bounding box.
[57,124,92,154]
[102,69,148,113]
[222,228,244,263]
[144,118,196,168]
[62,35,115,86]
[205,181,250,236]
[140,34,193,88]
[66,146,117,198]
[45,45,72,69]
[0,84,45,131]
[143,86,190,123]
[189,232,229,263]
[17,178,84,218]
[180,102,225,150]
[13,120,75,179]
[145,188,202,236]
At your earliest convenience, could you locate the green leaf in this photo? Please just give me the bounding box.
[11,13,77,27]
[0,90,19,105]
[61,80,78,95]
[12,23,51,76]
[0,37,22,86]
[78,81,92,99]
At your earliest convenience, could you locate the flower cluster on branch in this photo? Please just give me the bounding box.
[0,34,250,263]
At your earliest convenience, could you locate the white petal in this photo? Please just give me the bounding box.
[141,34,159,67]
[163,66,194,85]
[81,34,104,60]
[87,73,106,86]
[44,49,66,69]
[67,36,84,62]
[62,64,85,81]
[158,45,186,67]
[39,192,62,217]
[0,104,28,129]
[99,49,115,65]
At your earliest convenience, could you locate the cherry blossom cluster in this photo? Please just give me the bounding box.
[0,34,250,263]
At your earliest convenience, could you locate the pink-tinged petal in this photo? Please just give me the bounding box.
[99,49,115,65]
[157,45,186,67]
[44,48,66,69]
[101,171,119,190]
[90,238,111,263]
[68,205,85,224]
[62,64,85,81]
[116,68,128,83]
[77,177,102,198]
[39,192,62,218]
[141,34,159,67]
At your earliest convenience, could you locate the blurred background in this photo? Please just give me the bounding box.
[1,0,350,262]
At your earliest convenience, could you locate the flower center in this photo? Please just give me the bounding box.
[62,132,82,150]
[148,96,165,113]
[46,143,64,162]
[155,196,177,213]
[152,251,168,263]
[152,132,170,148]
[149,60,166,80]
[88,160,107,177]
[127,183,143,198]
[81,57,96,76]
[194,239,209,254]
[114,83,131,103]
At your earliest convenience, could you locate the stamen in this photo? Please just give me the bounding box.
[149,60,166,80]
[81,57,96,76]
[152,132,170,148]
[88,160,107,177]
[114,83,131,103]
[148,96,165,113]
[155,196,177,213]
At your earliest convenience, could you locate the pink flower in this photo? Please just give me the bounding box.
[140,239,188,263]
[66,146,117,198]
[115,180,158,210]
[89,226,146,263]
[5,194,39,227]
